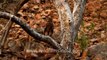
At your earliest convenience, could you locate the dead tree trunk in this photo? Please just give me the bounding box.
[54,0,74,60]
[54,0,87,60]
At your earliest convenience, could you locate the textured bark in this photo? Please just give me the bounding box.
[54,0,73,52]
[54,0,87,60]
[54,0,74,60]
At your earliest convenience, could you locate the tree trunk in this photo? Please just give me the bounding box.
[54,0,87,60]
[54,0,74,60]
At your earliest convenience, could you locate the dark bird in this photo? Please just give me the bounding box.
[44,17,54,36]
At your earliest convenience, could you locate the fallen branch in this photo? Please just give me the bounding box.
[26,48,71,54]
[0,12,63,50]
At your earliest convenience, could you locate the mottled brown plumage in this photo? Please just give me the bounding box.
[44,17,54,36]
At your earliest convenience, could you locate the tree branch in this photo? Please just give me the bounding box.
[72,0,87,41]
[0,11,64,50]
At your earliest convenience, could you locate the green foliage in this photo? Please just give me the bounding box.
[77,20,89,50]
[87,22,95,30]
[80,35,88,50]
[81,20,85,27]
[77,33,89,50]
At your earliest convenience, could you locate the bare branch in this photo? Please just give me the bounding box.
[0,18,12,47]
[0,11,64,50]
[26,48,71,54]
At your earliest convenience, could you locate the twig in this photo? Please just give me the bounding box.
[0,17,12,47]
[26,49,71,54]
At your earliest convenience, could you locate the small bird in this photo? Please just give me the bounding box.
[44,17,54,36]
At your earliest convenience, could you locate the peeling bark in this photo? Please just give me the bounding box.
[54,0,73,52]
[53,0,87,60]
[54,0,74,60]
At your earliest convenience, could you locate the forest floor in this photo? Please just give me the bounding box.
[0,0,107,60]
